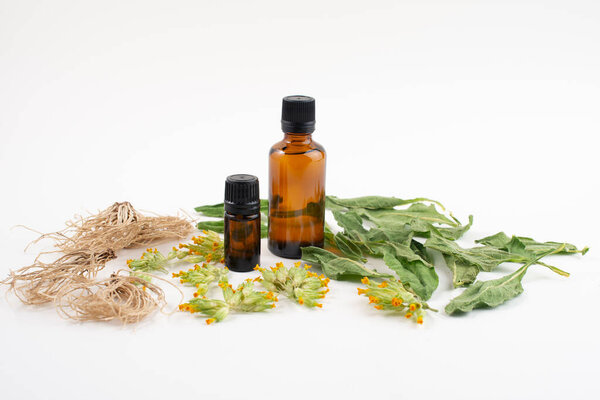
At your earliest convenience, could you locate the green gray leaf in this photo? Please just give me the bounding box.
[331,210,370,242]
[425,235,515,272]
[444,254,480,287]
[445,244,568,314]
[333,232,366,262]
[327,195,445,210]
[194,203,225,218]
[197,220,225,233]
[382,251,438,300]
[476,232,588,257]
[435,215,474,240]
[301,246,390,280]
[445,264,530,315]
[359,203,458,229]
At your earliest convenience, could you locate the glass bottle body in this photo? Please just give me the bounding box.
[224,212,261,272]
[268,132,326,259]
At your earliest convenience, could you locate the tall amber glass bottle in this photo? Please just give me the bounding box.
[268,95,326,259]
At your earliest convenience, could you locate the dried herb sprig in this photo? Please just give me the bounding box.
[126,230,225,276]
[168,231,224,265]
[173,263,228,297]
[127,248,169,274]
[357,277,435,324]
[256,261,330,308]
[179,275,277,324]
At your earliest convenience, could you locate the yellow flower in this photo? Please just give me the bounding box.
[391,297,403,307]
[405,313,413,319]
[205,318,216,325]
[409,303,417,312]
[357,288,368,295]
[361,277,370,285]
[374,305,383,310]
[417,316,423,324]
[294,261,301,267]
[378,281,388,288]
[368,296,380,304]
[298,297,304,305]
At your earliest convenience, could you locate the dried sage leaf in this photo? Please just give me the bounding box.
[425,235,515,272]
[359,203,458,229]
[327,195,445,210]
[445,244,567,314]
[301,247,390,280]
[444,254,480,288]
[382,250,438,300]
[196,220,225,233]
[445,264,530,315]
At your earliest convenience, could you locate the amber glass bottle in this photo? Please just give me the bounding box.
[268,96,326,259]
[224,174,261,272]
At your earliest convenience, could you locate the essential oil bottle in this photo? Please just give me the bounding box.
[268,95,326,259]
[224,174,261,272]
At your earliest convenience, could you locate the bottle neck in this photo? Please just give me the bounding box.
[283,131,313,144]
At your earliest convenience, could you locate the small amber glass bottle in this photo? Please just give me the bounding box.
[268,95,326,259]
[224,174,261,272]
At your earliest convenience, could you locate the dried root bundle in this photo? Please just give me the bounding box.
[37,202,192,253]
[2,201,191,324]
[1,250,115,305]
[55,272,165,324]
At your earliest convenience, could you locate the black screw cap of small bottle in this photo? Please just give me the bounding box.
[281,95,315,133]
[224,174,260,215]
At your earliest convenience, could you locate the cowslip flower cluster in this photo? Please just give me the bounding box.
[172,263,228,297]
[357,277,433,324]
[127,248,169,274]
[256,261,329,308]
[179,276,277,324]
[168,230,225,265]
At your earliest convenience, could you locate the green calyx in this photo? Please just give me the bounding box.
[173,262,229,297]
[256,261,329,308]
[357,277,435,324]
[179,276,277,324]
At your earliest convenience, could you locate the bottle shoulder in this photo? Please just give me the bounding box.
[269,138,326,159]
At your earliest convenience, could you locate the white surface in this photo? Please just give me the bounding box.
[1,1,599,399]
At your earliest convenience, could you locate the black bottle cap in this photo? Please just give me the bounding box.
[224,174,260,215]
[281,95,315,133]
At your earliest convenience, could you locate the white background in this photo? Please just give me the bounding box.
[1,1,599,399]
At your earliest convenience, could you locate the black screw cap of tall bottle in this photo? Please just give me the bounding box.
[224,174,260,215]
[281,95,316,133]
